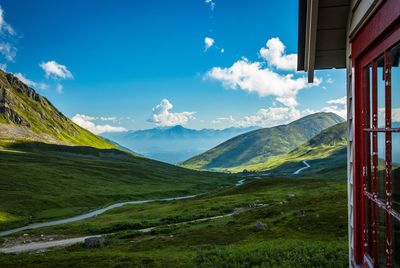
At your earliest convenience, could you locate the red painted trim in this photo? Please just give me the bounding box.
[384,50,393,268]
[352,0,400,59]
[371,61,379,266]
[359,26,400,68]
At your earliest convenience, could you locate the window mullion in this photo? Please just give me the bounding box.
[371,61,379,266]
[384,50,393,267]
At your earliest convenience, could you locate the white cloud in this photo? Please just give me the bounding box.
[205,0,215,11]
[0,63,6,71]
[323,96,347,119]
[207,58,320,107]
[326,77,334,84]
[204,37,215,51]
[212,115,235,125]
[71,114,127,135]
[259,37,297,71]
[56,83,63,93]
[40,61,73,79]
[148,99,195,127]
[14,72,48,90]
[378,108,400,123]
[0,6,17,62]
[99,116,117,121]
[236,107,311,128]
[0,6,15,36]
[392,109,400,122]
[326,96,346,105]
[0,43,16,61]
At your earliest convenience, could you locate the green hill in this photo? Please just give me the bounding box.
[238,122,347,176]
[181,112,344,171]
[0,70,235,231]
[0,70,115,149]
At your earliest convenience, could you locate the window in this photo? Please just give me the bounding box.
[362,43,400,267]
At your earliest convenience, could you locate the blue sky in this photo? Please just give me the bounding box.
[0,0,346,133]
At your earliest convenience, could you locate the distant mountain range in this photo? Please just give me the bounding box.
[102,125,259,163]
[180,112,345,171]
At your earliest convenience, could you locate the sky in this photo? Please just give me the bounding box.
[0,0,347,133]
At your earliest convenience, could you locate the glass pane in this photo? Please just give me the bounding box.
[378,132,386,200]
[392,215,400,268]
[391,43,400,215]
[390,43,400,128]
[378,206,386,267]
[377,56,385,127]
[369,65,374,127]
[393,133,400,214]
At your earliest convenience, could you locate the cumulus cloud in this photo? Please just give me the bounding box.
[378,108,400,123]
[0,43,16,61]
[322,96,347,119]
[236,107,310,128]
[14,73,48,90]
[204,37,215,51]
[259,37,297,71]
[40,61,73,79]
[71,114,127,135]
[207,58,320,107]
[205,0,215,11]
[392,109,400,122]
[148,99,195,127]
[326,96,346,105]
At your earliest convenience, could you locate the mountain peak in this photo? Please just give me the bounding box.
[0,70,116,149]
[181,112,344,170]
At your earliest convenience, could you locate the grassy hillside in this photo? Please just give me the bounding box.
[181,113,344,171]
[234,122,347,175]
[0,142,235,232]
[0,176,348,267]
[0,70,115,149]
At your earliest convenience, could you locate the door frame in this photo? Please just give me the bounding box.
[352,0,400,266]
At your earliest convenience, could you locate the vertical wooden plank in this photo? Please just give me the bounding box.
[353,58,365,265]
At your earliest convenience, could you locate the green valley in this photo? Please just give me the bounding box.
[0,71,349,267]
[180,113,344,171]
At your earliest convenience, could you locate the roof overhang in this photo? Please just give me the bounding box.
[298,0,351,82]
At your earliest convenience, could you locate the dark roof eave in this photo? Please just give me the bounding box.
[297,0,307,71]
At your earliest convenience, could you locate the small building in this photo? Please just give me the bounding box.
[297,0,399,267]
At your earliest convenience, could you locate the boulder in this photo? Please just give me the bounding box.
[255,222,267,230]
[84,236,105,248]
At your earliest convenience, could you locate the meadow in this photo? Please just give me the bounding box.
[0,175,348,267]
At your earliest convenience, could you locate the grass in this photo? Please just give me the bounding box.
[0,176,349,267]
[0,143,236,231]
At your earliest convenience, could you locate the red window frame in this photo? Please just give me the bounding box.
[352,0,400,267]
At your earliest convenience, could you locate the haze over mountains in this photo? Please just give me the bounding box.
[181,112,345,171]
[102,125,259,163]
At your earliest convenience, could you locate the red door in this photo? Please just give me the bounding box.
[352,0,400,267]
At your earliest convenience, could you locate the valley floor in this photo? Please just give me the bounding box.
[0,176,348,268]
